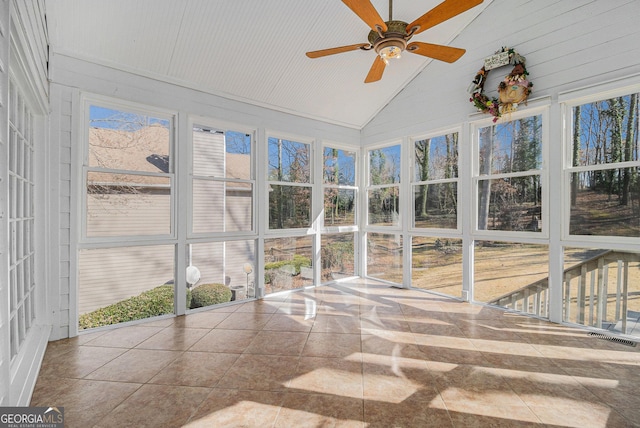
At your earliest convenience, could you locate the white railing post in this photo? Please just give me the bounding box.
[564,272,572,322]
[615,260,622,322]
[578,265,586,324]
[622,261,629,334]
[596,258,605,328]
[589,270,596,326]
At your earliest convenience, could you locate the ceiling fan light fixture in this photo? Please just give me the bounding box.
[375,38,406,65]
[379,45,401,64]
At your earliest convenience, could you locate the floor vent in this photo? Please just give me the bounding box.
[588,332,637,347]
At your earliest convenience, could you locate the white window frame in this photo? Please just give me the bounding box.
[187,116,257,239]
[409,127,462,234]
[321,142,359,233]
[560,84,640,246]
[80,96,177,244]
[365,141,403,231]
[470,106,550,241]
[320,141,359,284]
[264,130,316,236]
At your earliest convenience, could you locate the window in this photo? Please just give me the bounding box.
[367,145,401,227]
[85,105,173,238]
[567,94,640,237]
[79,101,175,329]
[412,132,459,229]
[475,115,543,233]
[192,126,253,234]
[267,137,312,229]
[323,147,356,227]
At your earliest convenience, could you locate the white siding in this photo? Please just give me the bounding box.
[86,192,172,237]
[49,83,74,340]
[12,0,48,101]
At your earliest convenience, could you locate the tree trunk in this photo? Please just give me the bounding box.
[621,93,637,205]
[571,105,581,206]
[478,126,494,230]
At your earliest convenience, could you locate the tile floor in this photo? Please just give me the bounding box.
[31,280,640,427]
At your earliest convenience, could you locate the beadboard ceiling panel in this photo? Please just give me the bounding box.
[45,0,491,128]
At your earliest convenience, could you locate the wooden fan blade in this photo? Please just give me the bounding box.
[342,0,388,32]
[306,43,370,58]
[365,55,386,83]
[407,0,483,35]
[406,42,466,63]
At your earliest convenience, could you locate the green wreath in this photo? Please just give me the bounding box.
[468,47,533,122]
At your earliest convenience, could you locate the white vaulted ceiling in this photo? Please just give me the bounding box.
[45,0,491,129]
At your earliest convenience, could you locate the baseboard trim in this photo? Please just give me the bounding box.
[10,324,51,406]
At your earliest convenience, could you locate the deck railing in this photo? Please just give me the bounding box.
[488,250,640,334]
[489,277,549,318]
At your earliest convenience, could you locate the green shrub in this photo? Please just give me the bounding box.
[189,283,232,309]
[79,284,174,330]
[264,255,311,274]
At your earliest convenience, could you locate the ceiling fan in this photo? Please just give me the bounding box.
[306,0,483,83]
